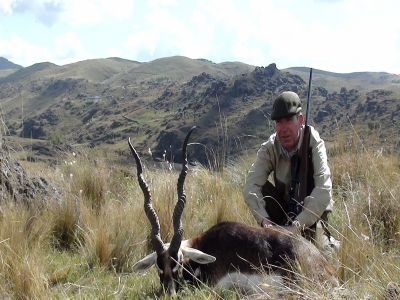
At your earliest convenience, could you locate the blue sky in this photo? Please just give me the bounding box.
[1,0,400,74]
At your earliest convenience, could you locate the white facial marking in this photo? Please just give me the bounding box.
[172,251,184,273]
[194,267,201,278]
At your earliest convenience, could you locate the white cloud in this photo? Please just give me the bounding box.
[125,29,160,59]
[0,35,53,66]
[53,32,89,64]
[0,0,135,26]
[0,32,90,66]
[0,0,65,26]
[2,0,400,73]
[147,0,177,8]
[200,0,294,66]
[125,8,211,60]
[0,0,16,14]
[107,47,123,58]
[218,0,400,73]
[63,0,135,26]
[282,1,400,73]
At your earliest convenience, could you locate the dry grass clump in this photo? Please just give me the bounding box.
[328,130,400,299]
[0,202,50,299]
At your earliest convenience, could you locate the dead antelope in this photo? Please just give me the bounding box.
[129,127,336,295]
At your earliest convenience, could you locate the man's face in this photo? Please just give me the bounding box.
[275,114,304,151]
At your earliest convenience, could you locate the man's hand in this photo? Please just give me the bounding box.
[284,225,300,235]
[284,220,302,235]
[261,219,302,237]
[261,218,273,228]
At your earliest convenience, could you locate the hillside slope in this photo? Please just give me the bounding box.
[0,56,399,165]
[0,57,23,70]
[286,67,400,93]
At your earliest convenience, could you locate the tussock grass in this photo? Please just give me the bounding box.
[327,130,400,299]
[0,202,49,299]
[0,132,399,299]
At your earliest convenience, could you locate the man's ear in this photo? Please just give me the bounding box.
[298,113,304,125]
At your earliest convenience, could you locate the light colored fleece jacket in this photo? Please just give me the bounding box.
[243,125,333,227]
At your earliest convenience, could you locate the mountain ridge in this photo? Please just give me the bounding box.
[0,57,23,70]
[0,56,398,166]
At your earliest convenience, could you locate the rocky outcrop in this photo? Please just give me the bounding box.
[0,139,61,205]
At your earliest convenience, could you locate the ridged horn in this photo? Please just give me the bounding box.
[128,138,165,255]
[170,126,196,253]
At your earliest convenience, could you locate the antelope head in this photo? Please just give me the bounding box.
[129,126,215,294]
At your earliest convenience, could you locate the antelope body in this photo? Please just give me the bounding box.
[130,127,336,295]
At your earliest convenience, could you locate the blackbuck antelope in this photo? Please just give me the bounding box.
[129,127,337,295]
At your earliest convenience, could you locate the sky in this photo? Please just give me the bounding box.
[1,0,400,74]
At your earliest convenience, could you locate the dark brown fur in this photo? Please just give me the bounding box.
[183,221,307,285]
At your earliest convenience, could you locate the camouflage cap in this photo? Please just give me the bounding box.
[270,91,302,120]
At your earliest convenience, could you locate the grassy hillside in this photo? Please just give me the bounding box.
[286,67,400,93]
[104,55,255,86]
[0,69,17,78]
[45,58,142,82]
[0,62,58,84]
[0,56,399,167]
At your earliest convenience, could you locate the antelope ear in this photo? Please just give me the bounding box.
[181,246,216,264]
[132,252,157,272]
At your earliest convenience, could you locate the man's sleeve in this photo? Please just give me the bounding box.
[295,128,333,227]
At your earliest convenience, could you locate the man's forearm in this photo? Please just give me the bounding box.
[243,190,269,224]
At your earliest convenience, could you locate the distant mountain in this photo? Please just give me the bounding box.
[104,55,255,86]
[0,57,23,70]
[0,62,58,84]
[0,56,399,166]
[285,67,400,93]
